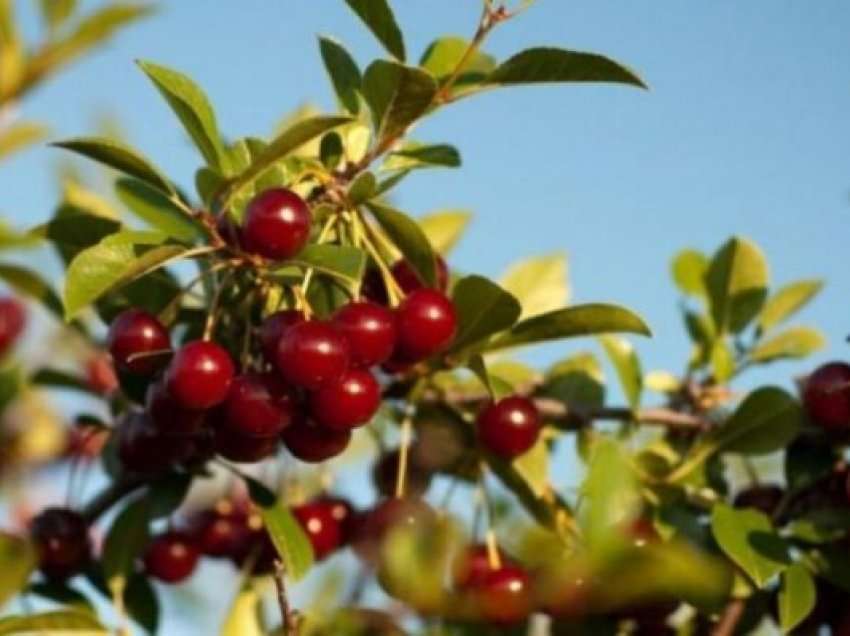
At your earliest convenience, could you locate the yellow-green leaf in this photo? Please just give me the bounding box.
[758,279,824,333]
[750,326,825,363]
[417,210,471,255]
[500,253,569,320]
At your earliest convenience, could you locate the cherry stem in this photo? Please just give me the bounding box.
[273,560,299,636]
[393,408,414,499]
[711,598,745,636]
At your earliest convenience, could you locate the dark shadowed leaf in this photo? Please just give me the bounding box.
[362,61,437,140]
[102,495,150,585]
[125,573,159,635]
[28,582,94,614]
[115,178,202,243]
[34,213,121,263]
[385,143,460,171]
[711,503,789,587]
[365,201,436,286]
[31,368,95,395]
[278,244,367,289]
[320,132,344,169]
[485,48,646,89]
[0,263,63,318]
[348,171,377,205]
[344,0,405,61]
[750,326,825,363]
[319,36,362,114]
[450,275,521,352]
[758,279,824,333]
[705,236,769,334]
[543,352,605,413]
[148,473,192,519]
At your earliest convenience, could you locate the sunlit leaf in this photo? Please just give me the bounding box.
[671,249,708,299]
[705,236,769,333]
[758,279,824,333]
[115,178,201,243]
[711,503,789,587]
[362,61,437,141]
[0,610,107,635]
[778,564,816,633]
[0,121,48,162]
[750,326,825,363]
[500,253,569,320]
[599,335,642,409]
[417,210,471,255]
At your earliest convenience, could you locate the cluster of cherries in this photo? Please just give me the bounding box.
[0,296,25,357]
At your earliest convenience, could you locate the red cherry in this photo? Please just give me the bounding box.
[166,341,235,410]
[281,417,351,463]
[106,309,170,375]
[0,297,25,355]
[372,448,432,498]
[469,565,532,625]
[214,424,280,463]
[86,353,118,395]
[804,362,850,430]
[453,544,513,588]
[309,369,380,431]
[292,501,342,560]
[243,188,312,260]
[145,379,207,434]
[143,532,200,583]
[316,497,357,545]
[476,396,540,459]
[191,508,251,559]
[332,302,397,367]
[29,508,91,580]
[395,289,457,361]
[392,256,450,294]
[276,321,350,390]
[260,310,305,364]
[117,412,198,474]
[223,373,296,437]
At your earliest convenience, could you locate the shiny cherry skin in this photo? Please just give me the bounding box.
[281,417,351,463]
[469,564,533,625]
[259,310,304,364]
[316,496,357,545]
[106,309,170,375]
[392,256,450,294]
[165,341,235,410]
[276,321,350,390]
[372,448,432,498]
[145,379,207,434]
[0,297,25,355]
[143,532,200,584]
[476,396,541,459]
[453,544,513,588]
[292,501,342,560]
[804,362,850,430]
[395,289,457,361]
[29,508,91,581]
[309,368,380,431]
[191,507,251,559]
[242,188,312,260]
[223,373,296,438]
[332,302,397,367]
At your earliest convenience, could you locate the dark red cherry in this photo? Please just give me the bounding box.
[117,412,197,474]
[276,321,349,390]
[243,188,312,260]
[292,501,342,560]
[192,508,251,559]
[804,362,850,430]
[165,341,235,410]
[223,373,296,437]
[145,379,207,434]
[143,532,200,583]
[86,353,118,395]
[372,448,432,498]
[392,256,450,294]
[260,310,305,364]
[106,309,170,375]
[0,296,25,356]
[395,289,457,361]
[29,508,91,581]
[309,369,380,431]
[214,423,280,463]
[733,485,785,516]
[333,302,397,367]
[453,544,512,588]
[316,497,357,545]
[469,565,532,625]
[281,417,351,463]
[476,396,541,459]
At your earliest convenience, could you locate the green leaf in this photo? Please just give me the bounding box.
[785,437,837,492]
[102,496,150,585]
[318,36,362,114]
[485,47,647,89]
[449,275,521,352]
[750,326,825,363]
[778,563,816,633]
[0,121,49,162]
[599,335,642,409]
[125,573,159,635]
[365,201,436,286]
[34,212,121,262]
[348,171,377,205]
[0,532,36,607]
[28,582,93,614]
[279,244,367,289]
[220,589,264,636]
[0,263,63,318]
[500,253,569,320]
[63,231,188,319]
[711,503,789,587]
[485,303,651,352]
[30,368,94,395]
[247,485,314,581]
[758,279,824,333]
[344,0,406,61]
[512,436,550,499]
[417,210,471,255]
[137,60,226,171]
[320,132,344,169]
[467,354,513,401]
[384,143,460,171]
[710,339,735,383]
[0,611,107,635]
[39,0,76,31]
[543,352,605,411]
[705,236,769,333]
[53,137,175,196]
[362,61,437,141]
[420,36,496,85]
[148,473,192,519]
[115,178,201,243]
[671,249,708,298]
[787,509,850,545]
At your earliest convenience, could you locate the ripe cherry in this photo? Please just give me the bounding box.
[0,297,25,355]
[453,544,513,588]
[333,301,397,367]
[468,565,532,625]
[166,341,235,410]
[243,188,312,260]
[372,448,432,498]
[191,506,251,559]
[29,507,91,580]
[214,425,280,463]
[281,417,351,463]
[292,501,342,560]
[260,310,304,364]
[392,256,450,294]
[804,362,850,430]
[145,379,207,434]
[106,309,170,375]
[86,353,118,395]
[223,373,296,438]
[316,496,357,545]
[477,396,541,459]
[117,412,197,474]
[143,532,200,584]
[276,321,349,390]
[310,369,380,431]
[395,289,457,361]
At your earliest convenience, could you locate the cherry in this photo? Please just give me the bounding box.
[453,544,513,588]
[625,517,660,548]
[106,309,170,375]
[85,353,118,395]
[372,448,432,498]
[353,498,434,562]
[476,396,541,459]
[216,213,243,248]
[191,507,251,559]
[143,532,200,583]
[214,424,280,463]
[29,508,91,580]
[259,310,304,364]
[0,297,25,355]
[333,301,397,367]
[165,341,235,410]
[243,188,312,260]
[392,256,450,294]
[467,565,532,625]
[117,412,197,474]
[292,501,342,560]
[804,362,850,430]
[395,289,457,361]
[281,417,351,463]
[733,485,785,516]
[276,320,350,390]
[316,496,357,545]
[145,379,207,434]
[309,368,380,431]
[223,373,296,438]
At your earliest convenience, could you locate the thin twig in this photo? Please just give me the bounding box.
[711,599,745,636]
[273,560,299,636]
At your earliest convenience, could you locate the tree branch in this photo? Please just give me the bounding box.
[273,560,299,636]
[711,599,745,636]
